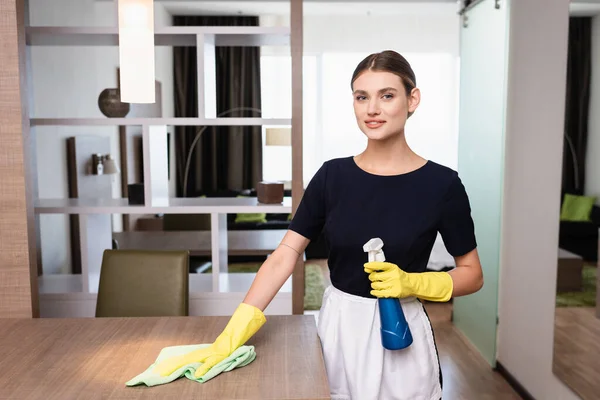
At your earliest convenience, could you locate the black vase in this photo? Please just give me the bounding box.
[98,88,130,118]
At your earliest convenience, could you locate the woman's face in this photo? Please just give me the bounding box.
[352,70,420,141]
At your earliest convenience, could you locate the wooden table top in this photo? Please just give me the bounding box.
[0,316,330,399]
[112,230,287,256]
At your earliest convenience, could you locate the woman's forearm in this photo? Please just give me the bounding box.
[242,245,300,311]
[448,266,483,297]
[447,249,484,297]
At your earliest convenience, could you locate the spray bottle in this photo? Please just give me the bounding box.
[363,238,413,350]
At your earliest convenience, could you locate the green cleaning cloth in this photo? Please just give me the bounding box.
[125,344,256,387]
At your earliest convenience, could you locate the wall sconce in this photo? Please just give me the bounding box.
[91,154,120,175]
[117,0,155,103]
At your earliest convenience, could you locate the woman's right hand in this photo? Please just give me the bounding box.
[153,303,266,378]
[153,229,307,378]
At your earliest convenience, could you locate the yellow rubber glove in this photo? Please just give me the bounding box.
[153,302,266,378]
[364,261,454,302]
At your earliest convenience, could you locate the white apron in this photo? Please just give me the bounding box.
[317,285,443,400]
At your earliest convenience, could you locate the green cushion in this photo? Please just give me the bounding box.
[235,195,267,224]
[560,194,596,222]
[235,213,267,224]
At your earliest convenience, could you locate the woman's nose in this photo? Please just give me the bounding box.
[367,100,380,115]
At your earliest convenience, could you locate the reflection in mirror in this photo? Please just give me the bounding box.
[553,7,600,400]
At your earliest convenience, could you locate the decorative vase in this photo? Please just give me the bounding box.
[98,88,130,118]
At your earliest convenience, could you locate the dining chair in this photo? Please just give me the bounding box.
[95,249,189,317]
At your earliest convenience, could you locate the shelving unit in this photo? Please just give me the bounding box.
[29,0,305,317]
[30,118,291,126]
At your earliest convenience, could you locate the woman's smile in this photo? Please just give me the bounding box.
[365,119,386,128]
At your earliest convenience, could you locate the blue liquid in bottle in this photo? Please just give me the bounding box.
[378,297,413,350]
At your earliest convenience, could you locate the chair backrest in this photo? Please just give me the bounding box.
[95,249,189,317]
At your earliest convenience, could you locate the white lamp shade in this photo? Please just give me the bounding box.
[103,156,120,175]
[117,0,155,103]
[265,128,292,146]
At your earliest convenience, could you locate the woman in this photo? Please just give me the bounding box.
[155,50,484,400]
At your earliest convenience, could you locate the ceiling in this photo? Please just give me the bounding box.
[160,0,460,17]
[88,0,600,17]
[156,0,600,17]
[570,1,600,16]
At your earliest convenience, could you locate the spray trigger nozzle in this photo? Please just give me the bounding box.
[363,238,386,262]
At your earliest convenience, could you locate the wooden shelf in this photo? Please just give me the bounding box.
[26,26,290,47]
[30,117,291,126]
[34,197,293,214]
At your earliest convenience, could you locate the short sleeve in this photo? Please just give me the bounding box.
[438,174,477,257]
[288,162,328,241]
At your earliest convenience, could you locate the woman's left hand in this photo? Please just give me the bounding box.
[364,261,412,298]
[364,261,454,302]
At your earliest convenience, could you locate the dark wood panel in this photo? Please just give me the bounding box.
[66,136,113,274]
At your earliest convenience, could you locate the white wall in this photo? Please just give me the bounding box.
[585,15,600,200]
[30,0,174,274]
[497,0,579,398]
[303,14,458,55]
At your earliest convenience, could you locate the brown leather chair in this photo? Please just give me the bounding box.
[95,249,189,317]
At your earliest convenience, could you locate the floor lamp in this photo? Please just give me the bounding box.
[182,107,262,197]
[564,132,580,192]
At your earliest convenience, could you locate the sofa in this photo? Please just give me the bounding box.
[558,192,600,262]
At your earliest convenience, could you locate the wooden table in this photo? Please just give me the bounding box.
[0,316,330,399]
[112,230,287,257]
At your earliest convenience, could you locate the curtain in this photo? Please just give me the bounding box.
[173,16,263,197]
[562,17,591,195]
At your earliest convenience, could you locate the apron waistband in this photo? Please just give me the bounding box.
[327,284,418,305]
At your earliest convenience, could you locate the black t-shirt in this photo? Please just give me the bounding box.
[289,156,477,298]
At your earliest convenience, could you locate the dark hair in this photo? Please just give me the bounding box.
[350,50,417,96]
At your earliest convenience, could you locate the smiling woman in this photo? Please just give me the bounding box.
[273,50,483,400]
[152,50,483,400]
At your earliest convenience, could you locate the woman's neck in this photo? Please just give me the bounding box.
[354,131,426,176]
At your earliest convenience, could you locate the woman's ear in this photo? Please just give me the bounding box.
[408,88,421,114]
